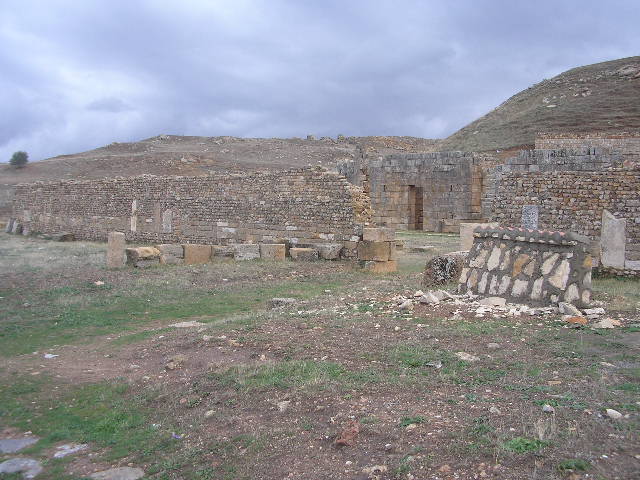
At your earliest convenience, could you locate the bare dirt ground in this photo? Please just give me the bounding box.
[1,232,639,480]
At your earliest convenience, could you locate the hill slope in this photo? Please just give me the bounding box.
[439,56,640,152]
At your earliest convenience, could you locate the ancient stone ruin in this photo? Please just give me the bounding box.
[458,226,593,307]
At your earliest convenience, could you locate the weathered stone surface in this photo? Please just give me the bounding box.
[183,244,212,264]
[0,437,39,453]
[4,218,14,233]
[315,243,343,260]
[259,243,286,260]
[478,296,506,307]
[600,210,626,268]
[89,467,145,480]
[363,227,395,242]
[271,297,298,307]
[361,260,397,273]
[0,458,43,479]
[423,253,465,287]
[290,247,319,261]
[126,247,160,267]
[459,222,498,251]
[107,232,126,268]
[212,245,234,257]
[357,241,391,261]
[521,205,539,230]
[156,244,184,258]
[11,221,23,234]
[233,244,260,261]
[459,228,592,307]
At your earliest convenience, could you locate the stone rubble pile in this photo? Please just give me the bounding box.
[391,290,624,328]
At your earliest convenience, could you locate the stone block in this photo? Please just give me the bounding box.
[357,241,391,261]
[363,227,395,242]
[361,260,398,273]
[290,247,319,261]
[600,210,626,268]
[107,232,126,268]
[183,244,212,264]
[212,245,234,257]
[11,222,22,235]
[126,247,160,267]
[459,222,498,251]
[233,244,260,261]
[4,219,14,233]
[314,243,343,260]
[156,244,184,258]
[259,243,286,260]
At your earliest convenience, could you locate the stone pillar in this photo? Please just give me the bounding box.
[600,210,626,268]
[107,231,126,268]
[521,205,539,230]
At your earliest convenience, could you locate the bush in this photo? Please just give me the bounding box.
[10,151,28,168]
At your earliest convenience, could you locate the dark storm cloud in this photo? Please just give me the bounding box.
[0,0,638,161]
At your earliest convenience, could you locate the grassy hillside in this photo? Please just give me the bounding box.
[440,56,640,152]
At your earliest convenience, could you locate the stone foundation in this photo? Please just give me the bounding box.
[458,226,593,307]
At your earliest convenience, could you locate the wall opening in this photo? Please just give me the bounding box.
[408,185,424,230]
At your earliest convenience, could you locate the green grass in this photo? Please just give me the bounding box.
[399,416,426,427]
[502,437,550,454]
[207,360,379,392]
[591,277,640,311]
[0,278,345,356]
[557,458,590,472]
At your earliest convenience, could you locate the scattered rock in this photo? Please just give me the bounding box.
[606,408,623,420]
[277,400,291,412]
[204,410,215,418]
[165,354,187,370]
[334,420,359,446]
[413,290,424,297]
[0,458,43,479]
[542,404,556,414]
[169,321,206,328]
[398,299,413,310]
[89,467,145,480]
[0,437,39,454]
[584,307,606,316]
[558,302,581,316]
[489,406,501,415]
[564,315,588,325]
[362,465,388,477]
[43,353,58,359]
[53,443,88,458]
[270,297,297,308]
[418,292,440,304]
[455,352,480,362]
[478,297,506,307]
[593,318,621,329]
[486,343,501,350]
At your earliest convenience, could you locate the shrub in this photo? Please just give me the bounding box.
[10,151,28,168]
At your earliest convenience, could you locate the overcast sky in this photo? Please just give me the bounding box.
[1,0,638,162]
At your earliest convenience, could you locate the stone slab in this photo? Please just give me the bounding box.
[234,244,260,261]
[363,227,395,242]
[314,243,343,260]
[107,232,126,268]
[459,222,499,251]
[156,244,184,258]
[361,260,398,273]
[600,210,626,268]
[259,243,286,260]
[290,247,319,261]
[0,437,39,453]
[4,219,13,233]
[183,244,212,264]
[11,221,22,235]
[521,205,539,230]
[357,241,391,261]
[89,466,145,480]
[0,457,43,478]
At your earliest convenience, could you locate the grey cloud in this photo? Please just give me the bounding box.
[0,0,638,162]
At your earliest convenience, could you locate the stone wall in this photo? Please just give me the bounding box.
[535,132,640,160]
[11,168,365,248]
[458,226,593,307]
[492,168,640,262]
[366,152,486,232]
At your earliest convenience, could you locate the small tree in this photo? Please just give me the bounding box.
[10,151,28,168]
